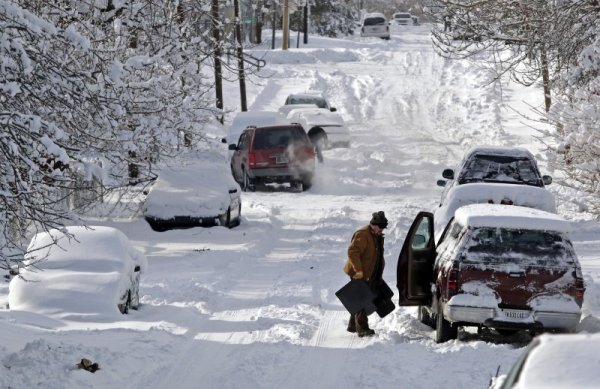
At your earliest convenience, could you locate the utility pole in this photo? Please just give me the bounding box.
[282,0,289,50]
[233,0,247,111]
[211,0,224,123]
[303,0,308,44]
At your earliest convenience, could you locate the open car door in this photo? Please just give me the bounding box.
[396,211,436,305]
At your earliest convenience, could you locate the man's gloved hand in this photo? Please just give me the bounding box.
[352,271,364,280]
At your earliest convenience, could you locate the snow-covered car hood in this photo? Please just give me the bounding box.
[434,182,557,243]
[287,108,345,127]
[8,226,147,318]
[143,159,241,219]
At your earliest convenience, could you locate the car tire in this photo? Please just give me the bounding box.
[302,175,313,191]
[418,305,434,328]
[435,300,457,343]
[242,170,255,192]
[234,203,242,226]
[119,290,131,314]
[219,207,232,228]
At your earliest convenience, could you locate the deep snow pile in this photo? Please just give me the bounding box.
[1,26,600,389]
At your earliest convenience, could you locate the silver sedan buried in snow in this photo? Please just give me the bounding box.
[143,158,242,231]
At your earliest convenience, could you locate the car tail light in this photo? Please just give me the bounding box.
[447,261,460,298]
[574,268,585,298]
[248,152,256,168]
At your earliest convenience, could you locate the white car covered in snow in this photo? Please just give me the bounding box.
[283,106,351,150]
[493,333,600,388]
[143,153,241,231]
[8,226,147,316]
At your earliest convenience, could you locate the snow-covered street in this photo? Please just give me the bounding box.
[2,25,600,388]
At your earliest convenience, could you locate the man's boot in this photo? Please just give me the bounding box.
[355,310,375,337]
[347,314,356,333]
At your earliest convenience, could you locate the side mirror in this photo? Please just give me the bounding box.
[221,137,227,144]
[228,144,237,151]
[330,107,337,112]
[542,175,552,185]
[442,169,454,179]
[437,180,447,187]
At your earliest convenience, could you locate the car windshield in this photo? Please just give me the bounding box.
[288,96,328,109]
[253,128,308,149]
[463,228,572,266]
[458,154,542,186]
[395,14,411,18]
[364,17,386,26]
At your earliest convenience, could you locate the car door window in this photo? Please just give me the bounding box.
[412,217,431,249]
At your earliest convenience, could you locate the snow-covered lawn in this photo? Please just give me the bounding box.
[2,26,600,388]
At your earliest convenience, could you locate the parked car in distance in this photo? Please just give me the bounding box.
[433,182,557,244]
[360,12,390,40]
[397,204,585,343]
[143,153,241,231]
[438,146,552,205]
[391,12,412,26]
[284,106,351,150]
[222,111,289,156]
[229,124,316,192]
[283,92,337,112]
[492,333,600,388]
[8,226,147,316]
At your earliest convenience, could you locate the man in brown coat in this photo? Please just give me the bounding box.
[343,211,387,337]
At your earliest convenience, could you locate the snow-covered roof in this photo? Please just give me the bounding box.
[454,204,571,233]
[8,226,147,317]
[286,107,345,127]
[434,182,557,242]
[464,146,536,159]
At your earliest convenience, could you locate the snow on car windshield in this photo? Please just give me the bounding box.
[458,155,542,186]
[463,228,573,266]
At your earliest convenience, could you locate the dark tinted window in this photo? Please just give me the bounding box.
[395,13,411,18]
[288,96,327,109]
[253,127,309,149]
[458,154,542,186]
[463,228,572,266]
[364,17,386,26]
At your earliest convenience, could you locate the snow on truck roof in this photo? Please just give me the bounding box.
[465,146,536,159]
[455,204,571,233]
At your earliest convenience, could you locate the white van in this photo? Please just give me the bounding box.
[360,13,390,40]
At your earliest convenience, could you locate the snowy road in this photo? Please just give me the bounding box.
[2,26,600,389]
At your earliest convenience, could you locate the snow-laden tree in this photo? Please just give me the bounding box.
[1,0,223,270]
[543,8,600,213]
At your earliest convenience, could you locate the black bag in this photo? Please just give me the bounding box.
[373,280,395,318]
[335,279,377,315]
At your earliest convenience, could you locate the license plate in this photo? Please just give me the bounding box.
[502,309,530,319]
[276,156,289,164]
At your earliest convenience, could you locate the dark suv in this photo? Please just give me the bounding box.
[437,147,552,205]
[229,125,316,192]
[397,204,584,343]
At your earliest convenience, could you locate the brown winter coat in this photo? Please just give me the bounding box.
[343,225,385,281]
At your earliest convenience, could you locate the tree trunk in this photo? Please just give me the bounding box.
[540,47,552,112]
[233,0,247,111]
[212,0,224,123]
